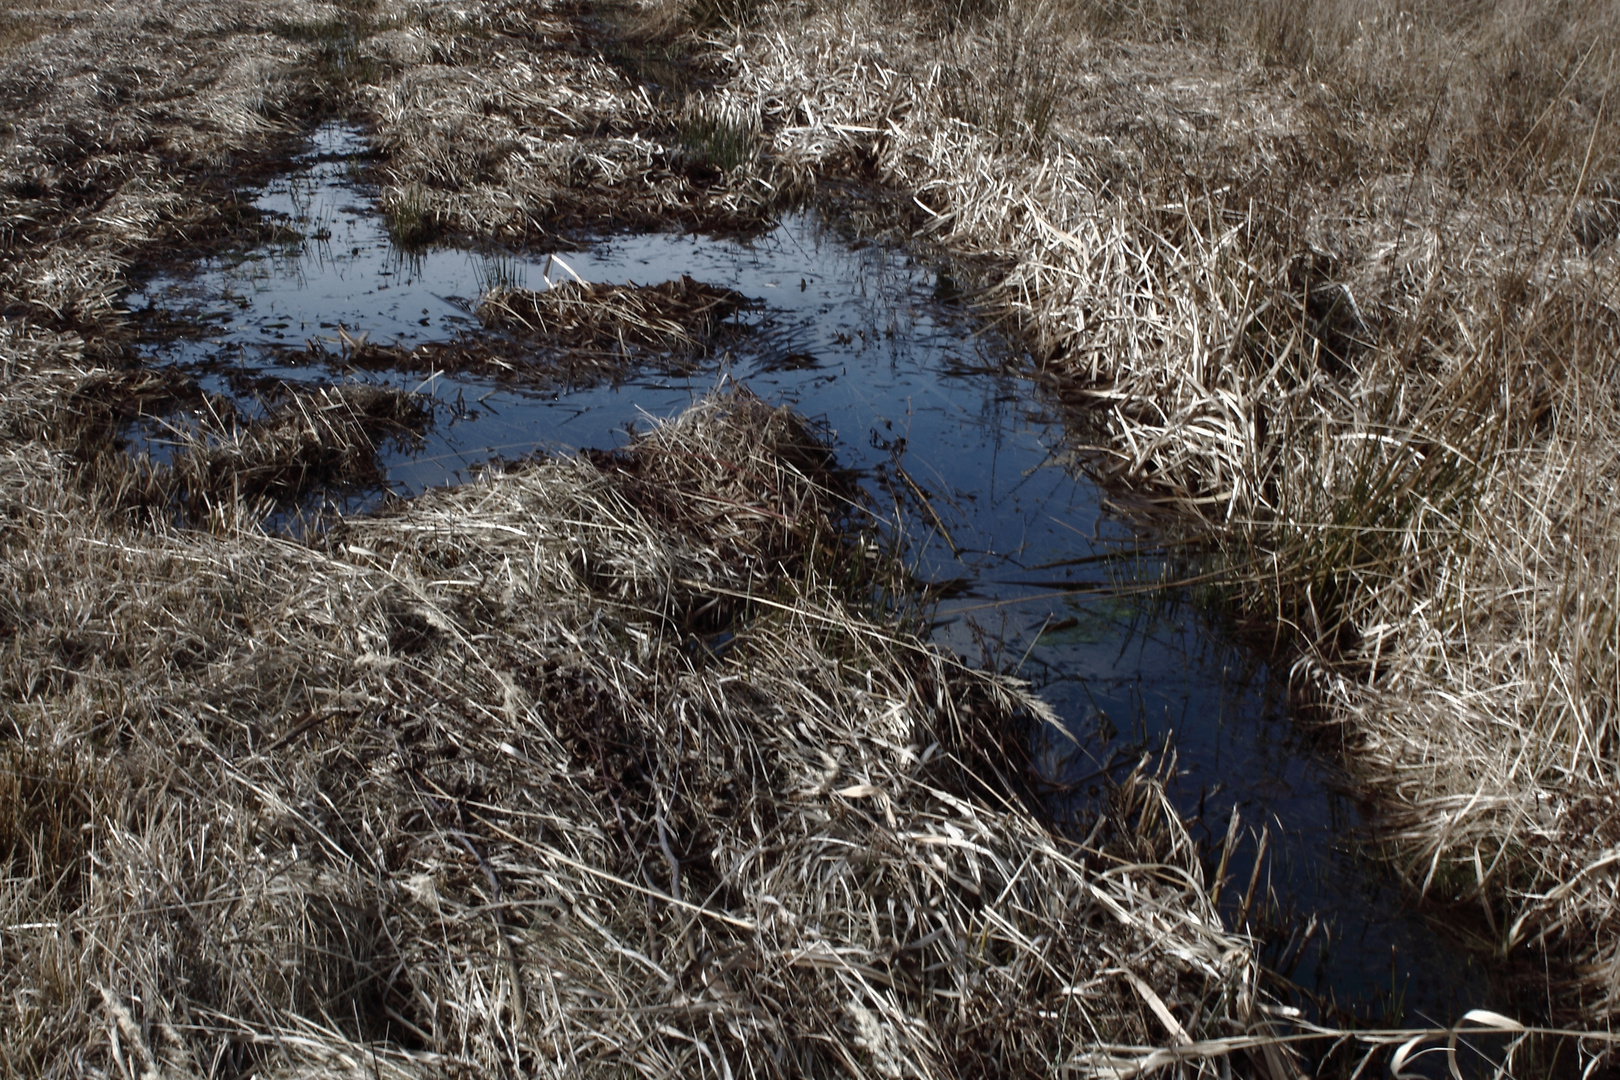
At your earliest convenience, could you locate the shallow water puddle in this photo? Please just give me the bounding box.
[127,123,1494,1027]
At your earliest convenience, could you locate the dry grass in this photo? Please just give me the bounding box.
[0,355,429,528]
[16,0,1613,1067]
[317,276,752,387]
[0,0,768,337]
[478,275,749,353]
[0,3,1288,1068]
[668,0,1620,1021]
[0,0,328,332]
[126,382,431,527]
[354,0,779,239]
[0,2,97,58]
[0,304,1271,1074]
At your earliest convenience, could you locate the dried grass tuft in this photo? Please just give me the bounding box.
[317,276,751,387]
[0,342,429,527]
[478,274,749,354]
[124,381,431,526]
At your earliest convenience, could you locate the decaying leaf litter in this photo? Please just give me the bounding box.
[0,1,1308,1076]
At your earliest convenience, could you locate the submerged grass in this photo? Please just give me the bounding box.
[667,0,1620,1024]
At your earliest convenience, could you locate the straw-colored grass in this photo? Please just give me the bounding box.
[127,382,431,526]
[0,0,325,332]
[319,276,752,385]
[355,0,778,239]
[11,0,1615,1064]
[0,306,1270,1074]
[0,2,97,57]
[0,3,1291,1069]
[478,275,749,352]
[664,0,1620,1020]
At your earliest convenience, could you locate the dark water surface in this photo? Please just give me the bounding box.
[125,123,1499,1034]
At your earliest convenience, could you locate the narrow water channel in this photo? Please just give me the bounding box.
[126,122,1497,1033]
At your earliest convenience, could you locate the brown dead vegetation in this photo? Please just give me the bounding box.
[358,0,778,240]
[315,275,752,386]
[0,0,323,334]
[0,0,1296,1073]
[667,0,1620,1024]
[119,381,431,527]
[0,311,1271,1075]
[477,275,749,354]
[16,0,1615,1064]
[0,344,429,527]
[0,0,773,345]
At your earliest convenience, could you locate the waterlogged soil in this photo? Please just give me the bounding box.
[126,123,1497,1028]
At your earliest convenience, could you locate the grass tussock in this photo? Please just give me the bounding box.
[319,276,751,386]
[678,98,766,174]
[123,381,431,527]
[676,0,1620,1019]
[0,343,430,527]
[478,274,749,353]
[382,180,441,248]
[0,308,1268,1074]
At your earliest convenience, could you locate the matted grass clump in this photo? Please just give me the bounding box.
[126,381,432,525]
[318,276,751,387]
[0,309,1268,1075]
[477,275,749,354]
[0,347,430,526]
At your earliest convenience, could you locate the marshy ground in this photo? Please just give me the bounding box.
[3,0,1619,1076]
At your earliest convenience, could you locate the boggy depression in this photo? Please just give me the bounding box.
[126,123,1502,1033]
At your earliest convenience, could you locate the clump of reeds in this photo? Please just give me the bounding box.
[0,317,1272,1075]
[677,97,766,174]
[478,274,749,354]
[381,180,440,248]
[131,381,431,525]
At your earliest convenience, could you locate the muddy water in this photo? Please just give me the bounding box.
[126,123,1494,1029]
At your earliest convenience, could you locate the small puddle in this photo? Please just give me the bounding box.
[126,123,1498,1032]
